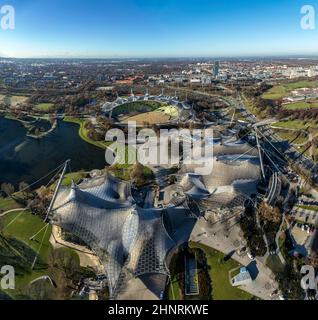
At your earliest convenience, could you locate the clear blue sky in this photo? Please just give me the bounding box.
[1,0,318,58]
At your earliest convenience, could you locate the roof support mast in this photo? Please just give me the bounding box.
[44,159,70,222]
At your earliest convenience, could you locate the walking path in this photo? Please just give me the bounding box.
[0,208,27,217]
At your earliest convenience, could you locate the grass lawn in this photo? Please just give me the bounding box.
[282,101,318,110]
[273,130,308,145]
[64,117,110,149]
[1,210,53,261]
[189,242,253,300]
[0,211,80,298]
[112,100,162,118]
[50,171,88,190]
[168,276,182,300]
[272,120,317,130]
[36,103,55,111]
[0,198,22,212]
[0,210,53,297]
[262,80,318,100]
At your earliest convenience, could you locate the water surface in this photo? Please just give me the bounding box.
[0,117,106,187]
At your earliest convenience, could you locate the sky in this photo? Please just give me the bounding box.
[0,0,318,58]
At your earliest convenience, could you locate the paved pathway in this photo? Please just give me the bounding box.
[0,208,27,217]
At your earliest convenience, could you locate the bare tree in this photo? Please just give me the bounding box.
[0,183,15,197]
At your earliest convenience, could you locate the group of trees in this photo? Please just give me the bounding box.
[188,95,228,111]
[0,181,31,198]
[83,117,115,142]
[129,162,154,187]
[275,230,305,300]
[277,108,318,122]
[0,182,51,218]
[240,205,267,257]
[259,203,283,250]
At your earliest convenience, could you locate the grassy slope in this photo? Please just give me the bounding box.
[272,120,317,130]
[273,130,308,145]
[0,211,53,296]
[0,198,22,212]
[1,211,52,261]
[0,210,80,298]
[283,101,318,110]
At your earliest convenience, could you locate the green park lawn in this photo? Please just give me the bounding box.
[0,210,80,298]
[49,171,88,190]
[36,103,55,112]
[283,101,318,110]
[0,198,22,212]
[1,210,53,261]
[168,244,253,300]
[0,210,53,297]
[168,276,182,300]
[112,100,162,118]
[272,120,317,130]
[189,242,253,300]
[273,130,308,145]
[262,80,318,100]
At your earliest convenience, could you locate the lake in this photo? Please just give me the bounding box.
[0,117,106,187]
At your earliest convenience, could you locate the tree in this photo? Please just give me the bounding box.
[0,183,15,197]
[18,181,29,195]
[130,161,146,187]
[47,249,82,299]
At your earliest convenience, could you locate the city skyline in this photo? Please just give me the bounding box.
[1,0,318,58]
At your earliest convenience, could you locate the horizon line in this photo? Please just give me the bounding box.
[2,53,318,60]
